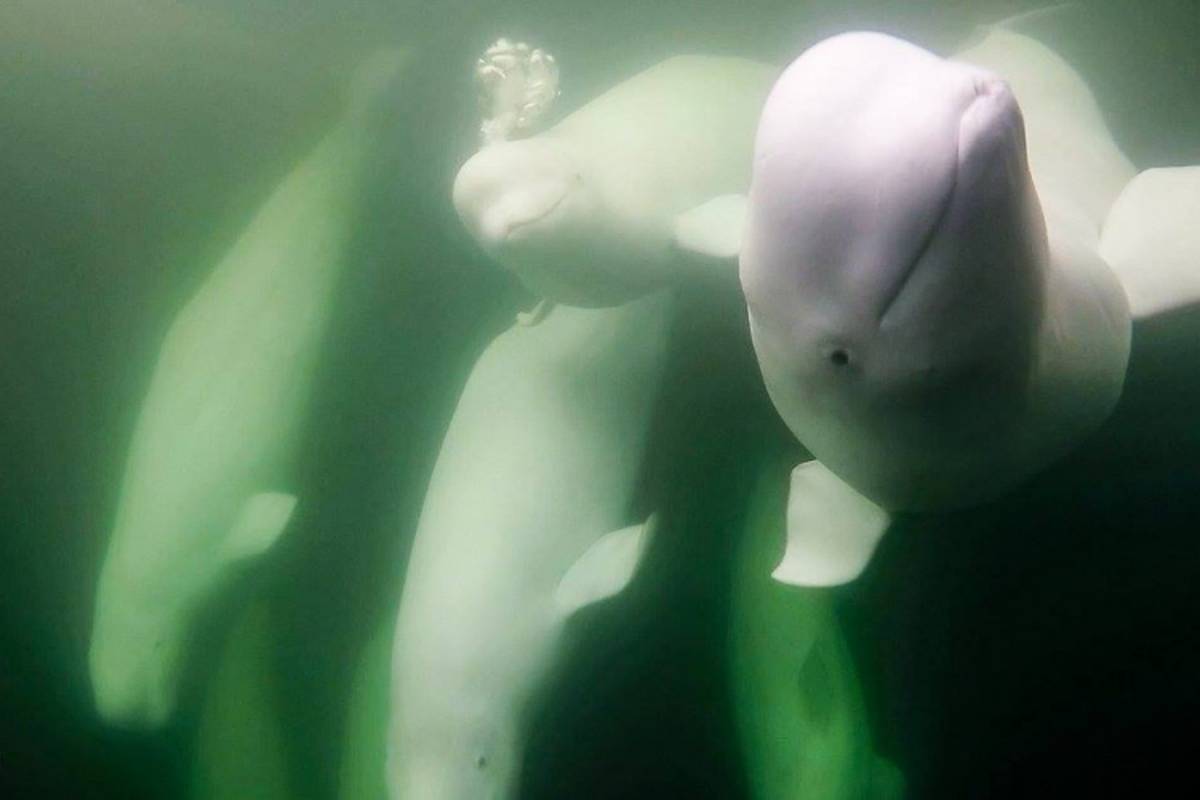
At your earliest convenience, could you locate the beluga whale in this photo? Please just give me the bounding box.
[452,41,775,314]
[692,21,1200,586]
[88,51,407,727]
[387,294,671,800]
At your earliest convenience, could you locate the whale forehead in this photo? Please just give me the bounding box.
[453,138,576,219]
[743,32,995,326]
[89,610,180,727]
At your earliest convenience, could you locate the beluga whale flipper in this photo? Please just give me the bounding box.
[88,51,407,727]
[713,23,1200,586]
[452,47,776,310]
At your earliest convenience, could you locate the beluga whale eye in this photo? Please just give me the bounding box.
[475,754,488,770]
[829,349,850,367]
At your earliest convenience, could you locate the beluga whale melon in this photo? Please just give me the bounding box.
[87,51,406,727]
[694,18,1200,586]
[452,41,776,312]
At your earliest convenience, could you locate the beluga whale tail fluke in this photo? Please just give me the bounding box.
[707,23,1200,587]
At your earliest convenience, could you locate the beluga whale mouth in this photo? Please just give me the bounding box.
[496,188,568,243]
[451,136,582,251]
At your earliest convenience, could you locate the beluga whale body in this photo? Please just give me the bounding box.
[697,22,1200,586]
[452,45,775,311]
[387,295,671,799]
[88,52,406,727]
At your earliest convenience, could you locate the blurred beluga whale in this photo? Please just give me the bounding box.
[88,51,407,727]
[692,17,1200,586]
[452,43,775,312]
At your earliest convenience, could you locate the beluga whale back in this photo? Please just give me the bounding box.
[699,20,1200,586]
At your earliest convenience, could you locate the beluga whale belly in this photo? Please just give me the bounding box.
[452,48,775,310]
[699,21,1200,586]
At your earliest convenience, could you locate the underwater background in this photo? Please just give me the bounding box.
[2,0,1199,797]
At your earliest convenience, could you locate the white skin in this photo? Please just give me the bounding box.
[453,55,775,307]
[741,30,1134,514]
[387,294,672,800]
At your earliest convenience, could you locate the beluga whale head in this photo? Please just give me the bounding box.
[454,43,778,314]
[451,37,657,309]
[453,137,635,307]
[741,31,1049,510]
[89,588,189,728]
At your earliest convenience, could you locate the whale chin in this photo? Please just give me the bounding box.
[503,256,651,309]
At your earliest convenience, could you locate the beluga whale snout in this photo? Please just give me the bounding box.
[453,136,618,307]
[452,138,580,248]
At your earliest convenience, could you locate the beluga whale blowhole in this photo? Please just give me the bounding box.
[696,19,1200,586]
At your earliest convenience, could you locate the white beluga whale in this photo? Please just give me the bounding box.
[88,51,406,727]
[694,23,1200,586]
[387,294,671,799]
[452,48,775,310]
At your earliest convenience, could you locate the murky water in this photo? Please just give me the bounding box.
[2,1,1198,797]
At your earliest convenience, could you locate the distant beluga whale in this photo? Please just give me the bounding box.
[452,46,775,312]
[691,23,1200,586]
[88,51,407,727]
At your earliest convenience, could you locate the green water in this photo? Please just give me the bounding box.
[2,1,1198,797]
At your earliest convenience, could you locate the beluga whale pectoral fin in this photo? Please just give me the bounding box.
[672,193,749,261]
[774,463,891,588]
[1100,166,1200,320]
[554,514,658,617]
[516,298,556,327]
[221,492,298,562]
